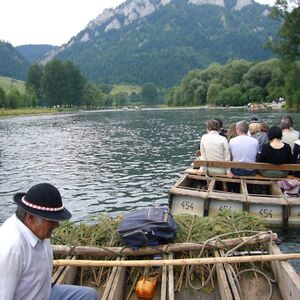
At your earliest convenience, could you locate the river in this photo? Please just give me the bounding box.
[0,107,299,270]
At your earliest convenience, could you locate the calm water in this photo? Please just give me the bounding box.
[0,107,299,268]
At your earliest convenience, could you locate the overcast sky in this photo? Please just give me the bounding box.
[0,0,275,47]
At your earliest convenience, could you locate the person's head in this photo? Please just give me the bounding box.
[249,116,259,123]
[14,183,72,240]
[227,123,237,141]
[268,126,282,141]
[214,118,223,129]
[282,116,293,127]
[236,121,249,135]
[207,119,220,132]
[260,122,269,133]
[280,118,291,130]
[249,122,260,135]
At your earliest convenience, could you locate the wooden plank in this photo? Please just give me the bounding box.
[187,168,296,181]
[286,197,300,226]
[52,266,66,284]
[269,244,300,300]
[108,258,126,300]
[101,262,118,300]
[193,160,300,171]
[168,253,174,300]
[161,255,167,300]
[52,256,77,285]
[219,250,241,300]
[215,251,233,300]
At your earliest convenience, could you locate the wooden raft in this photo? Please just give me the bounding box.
[169,160,300,226]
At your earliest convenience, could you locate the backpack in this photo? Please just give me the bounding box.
[118,207,178,249]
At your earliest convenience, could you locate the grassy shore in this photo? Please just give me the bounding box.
[0,108,78,118]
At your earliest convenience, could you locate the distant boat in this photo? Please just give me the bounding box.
[247,103,267,112]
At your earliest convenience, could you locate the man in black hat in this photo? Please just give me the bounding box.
[0,183,99,300]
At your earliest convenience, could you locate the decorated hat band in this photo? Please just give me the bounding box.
[21,196,64,212]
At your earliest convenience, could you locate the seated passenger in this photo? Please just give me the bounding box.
[229,120,259,176]
[197,119,232,178]
[293,138,300,177]
[280,117,299,152]
[227,122,237,141]
[249,122,269,153]
[214,118,227,138]
[257,125,292,178]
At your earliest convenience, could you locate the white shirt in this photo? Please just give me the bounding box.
[0,215,53,300]
[200,130,231,174]
[282,130,299,152]
[229,135,259,163]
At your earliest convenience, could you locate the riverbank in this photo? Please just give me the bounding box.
[0,107,78,118]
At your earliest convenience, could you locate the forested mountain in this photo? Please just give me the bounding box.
[41,0,280,87]
[0,41,30,80]
[16,44,59,63]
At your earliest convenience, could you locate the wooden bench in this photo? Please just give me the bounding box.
[190,160,300,181]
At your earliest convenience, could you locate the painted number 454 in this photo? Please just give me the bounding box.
[181,201,194,211]
[259,208,273,218]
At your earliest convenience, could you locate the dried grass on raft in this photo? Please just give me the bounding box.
[51,211,269,291]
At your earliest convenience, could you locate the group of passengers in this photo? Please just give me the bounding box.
[197,116,300,179]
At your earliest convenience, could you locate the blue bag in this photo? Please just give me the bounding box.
[118,207,178,249]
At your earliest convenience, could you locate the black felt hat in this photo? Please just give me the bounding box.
[13,183,72,221]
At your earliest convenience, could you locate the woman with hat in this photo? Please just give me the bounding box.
[0,183,99,300]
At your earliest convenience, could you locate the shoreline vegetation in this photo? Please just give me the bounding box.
[0,107,79,118]
[0,103,285,118]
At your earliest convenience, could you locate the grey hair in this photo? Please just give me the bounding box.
[236,121,249,134]
[15,206,28,223]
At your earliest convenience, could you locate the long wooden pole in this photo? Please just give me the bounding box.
[53,253,300,268]
[52,232,277,257]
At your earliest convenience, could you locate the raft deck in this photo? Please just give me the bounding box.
[169,160,300,226]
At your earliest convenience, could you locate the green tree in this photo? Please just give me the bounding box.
[283,61,300,109]
[40,60,86,107]
[206,83,224,105]
[141,83,159,105]
[220,60,252,87]
[113,92,128,107]
[63,61,86,107]
[0,86,6,108]
[6,89,22,109]
[41,60,66,107]
[217,85,244,106]
[269,1,300,109]
[270,1,300,61]
[99,83,113,94]
[82,82,106,108]
[23,88,38,107]
[26,64,43,102]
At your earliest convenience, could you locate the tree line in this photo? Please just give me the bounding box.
[0,59,160,109]
[166,0,300,110]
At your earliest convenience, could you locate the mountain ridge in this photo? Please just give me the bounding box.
[0,0,279,86]
[40,0,277,87]
[0,41,30,80]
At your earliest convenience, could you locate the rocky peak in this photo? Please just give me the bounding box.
[81,0,253,42]
[87,0,253,33]
[41,0,259,63]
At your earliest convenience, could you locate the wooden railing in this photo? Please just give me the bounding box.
[193,160,300,172]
